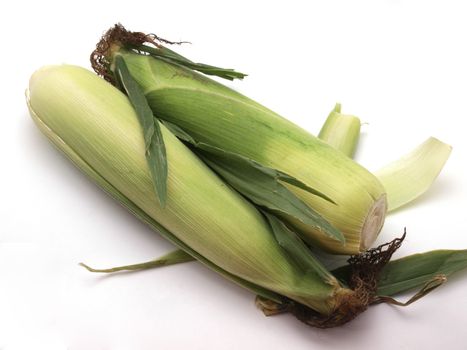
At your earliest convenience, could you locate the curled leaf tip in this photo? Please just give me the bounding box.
[79,262,98,273]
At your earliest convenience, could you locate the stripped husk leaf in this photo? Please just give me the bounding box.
[318,103,361,158]
[376,137,452,211]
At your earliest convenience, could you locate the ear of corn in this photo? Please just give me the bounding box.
[318,103,361,158]
[113,53,346,244]
[27,64,356,315]
[109,49,387,254]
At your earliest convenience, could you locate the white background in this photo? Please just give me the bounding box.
[1,1,467,349]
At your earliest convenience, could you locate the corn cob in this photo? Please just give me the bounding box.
[26,64,364,318]
[92,26,387,254]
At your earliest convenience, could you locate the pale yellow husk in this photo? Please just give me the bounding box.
[318,103,361,158]
[27,65,349,315]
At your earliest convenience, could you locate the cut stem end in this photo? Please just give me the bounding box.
[360,195,388,251]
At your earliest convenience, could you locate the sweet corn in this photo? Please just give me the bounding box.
[105,47,387,254]
[27,64,358,315]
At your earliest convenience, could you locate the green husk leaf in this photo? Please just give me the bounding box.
[375,137,452,212]
[318,103,361,158]
[333,249,467,296]
[163,121,334,203]
[114,55,168,207]
[28,101,282,303]
[163,121,344,243]
[375,275,446,307]
[263,211,335,282]
[80,249,194,273]
[131,44,247,81]
[203,156,344,243]
[275,173,336,204]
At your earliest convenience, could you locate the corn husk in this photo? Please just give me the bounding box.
[375,137,452,211]
[27,64,358,316]
[318,103,361,158]
[316,108,451,212]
